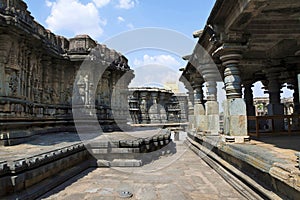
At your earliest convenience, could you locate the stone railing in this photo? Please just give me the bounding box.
[248,115,300,138]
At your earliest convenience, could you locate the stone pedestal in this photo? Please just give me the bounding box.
[194,104,207,132]
[205,101,219,135]
[188,115,196,131]
[193,84,207,132]
[223,98,248,136]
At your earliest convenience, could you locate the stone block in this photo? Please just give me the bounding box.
[90,149,108,154]
[205,101,219,115]
[223,98,248,136]
[229,115,248,136]
[221,135,250,143]
[194,104,205,115]
[195,115,207,131]
[109,148,140,154]
[96,160,110,167]
[110,159,142,167]
[188,115,195,131]
[206,115,219,135]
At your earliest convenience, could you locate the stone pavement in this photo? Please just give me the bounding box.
[41,141,246,200]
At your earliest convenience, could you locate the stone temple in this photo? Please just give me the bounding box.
[128,87,188,125]
[0,1,134,145]
[0,0,300,199]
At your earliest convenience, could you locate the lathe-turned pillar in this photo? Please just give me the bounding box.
[193,83,207,132]
[216,44,249,142]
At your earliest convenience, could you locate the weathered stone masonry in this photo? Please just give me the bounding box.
[0,0,134,145]
[128,87,188,124]
[181,0,300,142]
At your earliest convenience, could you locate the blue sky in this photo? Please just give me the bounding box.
[23,0,293,99]
[24,0,215,41]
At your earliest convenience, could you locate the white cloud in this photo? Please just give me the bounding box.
[133,54,181,68]
[117,16,125,23]
[45,0,106,38]
[45,0,53,7]
[116,0,137,9]
[127,23,134,29]
[92,0,111,8]
[130,54,184,92]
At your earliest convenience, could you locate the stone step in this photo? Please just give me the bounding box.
[96,159,142,167]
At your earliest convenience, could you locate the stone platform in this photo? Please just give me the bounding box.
[187,133,300,200]
[0,128,172,199]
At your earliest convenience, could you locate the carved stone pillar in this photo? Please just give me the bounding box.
[204,81,219,135]
[0,62,6,96]
[41,60,51,104]
[187,89,195,130]
[193,83,207,132]
[216,45,248,142]
[0,35,11,96]
[140,91,149,124]
[266,72,284,131]
[243,80,256,130]
[159,92,168,123]
[149,91,159,123]
[199,60,220,135]
[293,77,300,114]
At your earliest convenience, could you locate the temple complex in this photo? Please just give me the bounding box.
[254,97,294,116]
[128,87,188,124]
[0,0,134,145]
[0,0,300,199]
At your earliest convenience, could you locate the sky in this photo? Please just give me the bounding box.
[23,0,293,100]
[24,0,215,41]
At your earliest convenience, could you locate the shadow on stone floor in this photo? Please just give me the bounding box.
[39,167,96,199]
[24,132,82,146]
[254,135,300,152]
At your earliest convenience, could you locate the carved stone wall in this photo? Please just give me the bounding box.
[0,0,134,145]
[128,87,188,124]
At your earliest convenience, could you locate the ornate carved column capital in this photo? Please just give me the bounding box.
[206,81,217,101]
[213,43,246,99]
[193,83,204,104]
[213,43,246,65]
